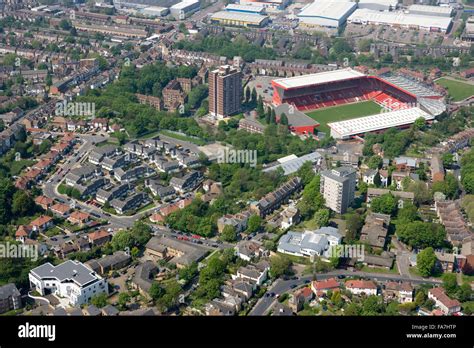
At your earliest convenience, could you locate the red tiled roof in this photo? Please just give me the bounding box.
[345,280,377,290]
[35,195,54,206]
[69,211,90,221]
[429,287,461,309]
[88,230,110,241]
[50,203,70,214]
[15,225,31,237]
[312,278,340,291]
[30,215,53,227]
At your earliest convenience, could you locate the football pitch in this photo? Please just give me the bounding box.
[306,100,383,135]
[436,77,474,102]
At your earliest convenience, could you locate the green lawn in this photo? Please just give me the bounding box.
[436,78,474,102]
[306,101,382,134]
[9,159,35,176]
[159,130,207,146]
[360,264,399,275]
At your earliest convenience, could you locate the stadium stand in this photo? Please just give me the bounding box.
[272,69,418,112]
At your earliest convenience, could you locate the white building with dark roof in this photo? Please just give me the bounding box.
[29,260,108,307]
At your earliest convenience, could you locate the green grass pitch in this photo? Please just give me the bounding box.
[306,100,383,134]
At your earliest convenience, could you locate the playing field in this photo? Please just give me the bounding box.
[306,100,382,135]
[436,78,474,102]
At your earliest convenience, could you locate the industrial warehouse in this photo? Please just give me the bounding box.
[347,9,453,32]
[297,0,357,28]
[210,11,270,28]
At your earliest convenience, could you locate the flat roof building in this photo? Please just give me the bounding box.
[408,4,453,17]
[297,0,357,28]
[29,260,108,307]
[357,0,398,11]
[347,9,453,33]
[170,0,200,19]
[225,3,265,14]
[210,11,270,28]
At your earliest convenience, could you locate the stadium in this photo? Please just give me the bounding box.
[271,68,446,139]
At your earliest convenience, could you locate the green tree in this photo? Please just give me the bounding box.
[367,155,382,169]
[269,254,292,278]
[280,112,288,125]
[417,247,437,277]
[313,209,330,228]
[442,273,458,297]
[91,293,108,308]
[371,193,397,216]
[247,214,262,234]
[220,225,237,242]
[398,222,445,249]
[149,282,165,301]
[12,190,34,217]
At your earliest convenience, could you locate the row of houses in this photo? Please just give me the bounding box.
[16,132,77,190]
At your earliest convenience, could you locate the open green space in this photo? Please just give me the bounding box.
[436,78,474,102]
[306,101,382,134]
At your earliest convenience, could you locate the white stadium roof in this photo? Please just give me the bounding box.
[348,9,452,31]
[328,107,434,139]
[272,68,365,90]
[298,0,357,20]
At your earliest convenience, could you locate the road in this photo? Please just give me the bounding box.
[249,270,442,316]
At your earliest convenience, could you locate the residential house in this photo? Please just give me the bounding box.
[85,251,130,275]
[110,192,149,215]
[362,169,378,185]
[30,215,53,232]
[311,278,340,297]
[428,287,461,315]
[383,281,413,303]
[170,171,203,193]
[96,183,129,204]
[145,236,207,269]
[132,261,158,295]
[345,280,378,296]
[367,188,414,209]
[359,213,391,250]
[217,211,251,234]
[435,252,456,273]
[250,177,302,217]
[0,283,22,314]
[231,261,269,286]
[68,211,91,226]
[50,203,71,218]
[431,155,445,183]
[235,240,266,261]
[34,196,54,210]
[87,230,112,247]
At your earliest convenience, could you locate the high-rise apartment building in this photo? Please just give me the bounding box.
[209,65,242,119]
[320,167,357,214]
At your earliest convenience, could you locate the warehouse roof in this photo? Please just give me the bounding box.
[170,0,199,9]
[408,4,453,15]
[358,0,398,6]
[298,0,357,20]
[211,11,269,24]
[328,107,434,138]
[348,9,452,31]
[272,68,365,90]
[225,4,265,13]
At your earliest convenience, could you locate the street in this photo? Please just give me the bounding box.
[249,270,442,316]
